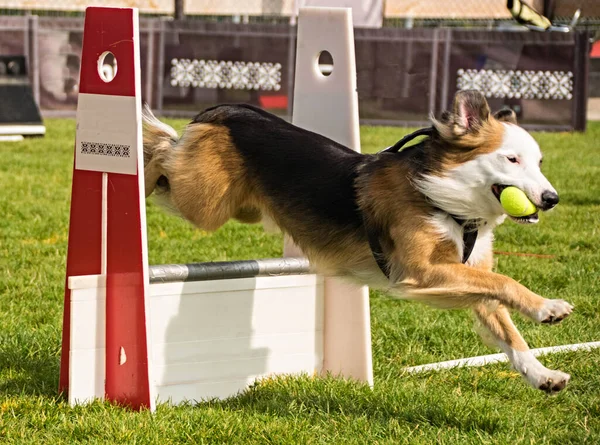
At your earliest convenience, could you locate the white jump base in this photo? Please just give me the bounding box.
[69,262,325,405]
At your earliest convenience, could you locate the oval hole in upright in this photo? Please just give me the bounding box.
[317,50,333,77]
[97,51,118,83]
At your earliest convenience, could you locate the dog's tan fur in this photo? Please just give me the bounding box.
[167,124,263,229]
[142,92,573,392]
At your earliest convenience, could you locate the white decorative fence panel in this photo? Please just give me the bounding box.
[170,59,282,91]
[457,69,574,100]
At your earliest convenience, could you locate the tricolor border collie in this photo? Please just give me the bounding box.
[143,90,573,393]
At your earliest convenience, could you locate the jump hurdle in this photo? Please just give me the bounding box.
[60,6,372,411]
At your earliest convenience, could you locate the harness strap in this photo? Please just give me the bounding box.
[379,127,435,154]
[363,219,391,278]
[366,127,479,279]
[450,216,479,264]
[365,215,478,280]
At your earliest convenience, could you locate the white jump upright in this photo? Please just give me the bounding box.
[289,7,373,385]
[61,6,373,411]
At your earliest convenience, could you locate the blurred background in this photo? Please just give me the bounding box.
[0,0,599,130]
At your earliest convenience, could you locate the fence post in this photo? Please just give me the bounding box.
[572,31,590,132]
[428,28,440,117]
[23,15,29,63]
[145,19,155,109]
[156,17,168,114]
[286,22,297,120]
[28,15,40,107]
[23,15,41,108]
[439,28,452,114]
[401,34,414,98]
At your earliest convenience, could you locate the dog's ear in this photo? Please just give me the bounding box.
[438,110,452,124]
[432,90,491,142]
[450,90,491,135]
[493,108,518,124]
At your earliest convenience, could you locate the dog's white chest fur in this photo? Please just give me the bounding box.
[429,213,501,266]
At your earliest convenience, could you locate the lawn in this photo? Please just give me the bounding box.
[0,118,599,444]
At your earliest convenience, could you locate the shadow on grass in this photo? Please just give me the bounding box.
[206,376,503,435]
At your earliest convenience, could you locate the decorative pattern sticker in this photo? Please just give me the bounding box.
[80,141,131,158]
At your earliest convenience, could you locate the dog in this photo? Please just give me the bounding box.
[142,90,573,393]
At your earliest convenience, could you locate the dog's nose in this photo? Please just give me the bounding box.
[541,190,559,210]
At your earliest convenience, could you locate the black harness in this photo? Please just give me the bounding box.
[448,216,479,264]
[379,127,436,154]
[366,127,479,279]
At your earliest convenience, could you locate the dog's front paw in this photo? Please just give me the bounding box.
[526,369,571,394]
[534,299,574,324]
[510,350,571,394]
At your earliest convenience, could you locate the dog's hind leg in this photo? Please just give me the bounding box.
[165,123,261,232]
[473,302,570,393]
[233,207,262,224]
[144,157,164,198]
[142,104,178,197]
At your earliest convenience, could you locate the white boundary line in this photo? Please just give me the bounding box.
[0,125,45,135]
[404,341,600,373]
[0,135,24,142]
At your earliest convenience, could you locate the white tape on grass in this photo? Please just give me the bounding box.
[404,341,600,373]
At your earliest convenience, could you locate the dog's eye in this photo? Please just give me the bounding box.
[539,158,543,167]
[506,156,519,164]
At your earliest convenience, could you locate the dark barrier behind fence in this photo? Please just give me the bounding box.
[0,15,591,130]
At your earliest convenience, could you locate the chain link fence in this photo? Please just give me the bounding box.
[0,14,591,129]
[0,1,599,29]
[0,1,596,128]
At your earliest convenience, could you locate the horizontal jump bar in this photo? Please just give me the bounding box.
[149,257,311,283]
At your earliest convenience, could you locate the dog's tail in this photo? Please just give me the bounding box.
[142,104,178,197]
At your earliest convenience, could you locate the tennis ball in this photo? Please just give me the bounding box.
[500,186,537,217]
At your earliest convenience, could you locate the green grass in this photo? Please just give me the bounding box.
[1,119,599,444]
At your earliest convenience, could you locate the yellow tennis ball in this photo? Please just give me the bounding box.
[500,186,537,217]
